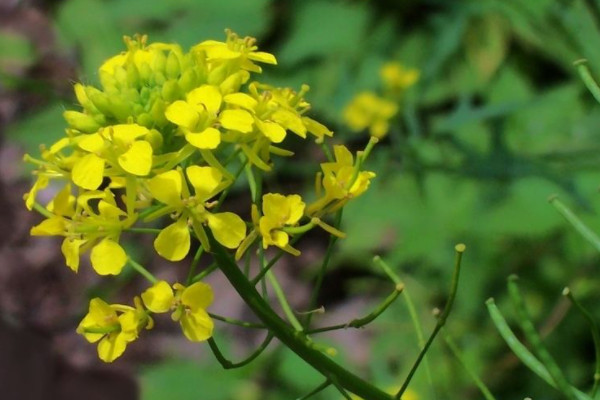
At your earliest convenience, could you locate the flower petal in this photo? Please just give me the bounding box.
[141,281,174,313]
[165,100,199,129]
[72,153,105,190]
[223,93,257,110]
[118,140,153,176]
[180,308,214,342]
[61,238,85,272]
[97,333,128,362]
[206,212,246,249]
[90,238,127,275]
[154,218,190,261]
[181,281,214,311]
[30,216,66,236]
[256,119,286,143]
[186,166,222,201]
[185,127,221,149]
[147,170,182,206]
[220,109,253,133]
[187,85,222,115]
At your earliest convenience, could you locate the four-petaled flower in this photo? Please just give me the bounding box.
[77,297,152,362]
[259,193,305,255]
[147,166,246,260]
[141,280,214,342]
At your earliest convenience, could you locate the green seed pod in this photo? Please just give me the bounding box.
[208,63,229,86]
[161,79,181,103]
[136,112,154,128]
[145,128,164,150]
[74,83,100,114]
[87,88,114,117]
[153,71,166,86]
[139,62,153,83]
[152,50,167,73]
[178,69,197,93]
[150,98,167,127]
[113,66,129,90]
[126,63,140,88]
[63,110,101,133]
[108,96,133,121]
[165,51,181,79]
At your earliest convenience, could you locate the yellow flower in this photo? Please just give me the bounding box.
[343,92,398,138]
[30,185,133,275]
[380,62,420,92]
[258,193,305,255]
[192,29,277,74]
[72,123,154,190]
[77,297,152,362]
[146,166,246,260]
[307,145,375,216]
[141,280,214,342]
[164,84,254,150]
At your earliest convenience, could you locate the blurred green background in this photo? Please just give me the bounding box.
[3,0,600,399]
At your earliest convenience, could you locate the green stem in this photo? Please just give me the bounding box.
[32,202,54,218]
[508,275,576,400]
[211,237,393,400]
[320,142,334,162]
[250,234,304,285]
[124,227,162,234]
[304,209,343,328]
[443,329,497,400]
[127,258,158,284]
[575,59,600,104]
[208,312,265,329]
[305,286,402,334]
[549,196,600,253]
[373,256,434,394]
[186,246,204,285]
[486,298,591,400]
[395,244,465,399]
[297,380,332,400]
[563,287,600,397]
[267,270,304,331]
[191,263,218,283]
[208,332,274,369]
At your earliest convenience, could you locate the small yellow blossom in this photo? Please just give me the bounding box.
[307,145,376,216]
[380,62,420,93]
[72,123,154,190]
[343,92,398,138]
[77,297,152,362]
[141,280,214,342]
[259,193,305,255]
[30,185,133,275]
[146,166,246,259]
[193,29,277,74]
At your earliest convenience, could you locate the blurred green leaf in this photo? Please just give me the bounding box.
[5,103,66,155]
[277,1,370,66]
[464,14,509,83]
[141,359,255,400]
[55,0,122,81]
[0,31,36,75]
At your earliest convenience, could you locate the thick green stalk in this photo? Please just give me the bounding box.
[211,238,393,400]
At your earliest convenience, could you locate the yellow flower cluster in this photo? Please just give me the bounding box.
[343,61,419,138]
[24,30,376,362]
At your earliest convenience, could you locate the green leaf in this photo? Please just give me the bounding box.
[5,103,67,155]
[141,359,256,400]
[277,1,370,66]
[55,0,122,81]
